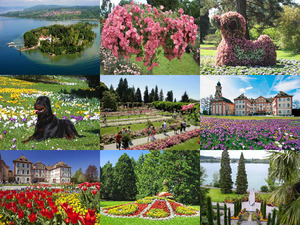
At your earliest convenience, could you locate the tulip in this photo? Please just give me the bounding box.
[92,190,97,195]
[28,212,37,223]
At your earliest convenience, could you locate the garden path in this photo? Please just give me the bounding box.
[103,125,199,150]
[100,116,172,127]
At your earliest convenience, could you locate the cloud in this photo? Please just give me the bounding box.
[273,79,300,92]
[239,86,253,93]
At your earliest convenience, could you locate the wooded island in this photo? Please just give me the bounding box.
[23,22,97,55]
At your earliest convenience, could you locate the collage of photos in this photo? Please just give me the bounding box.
[0,0,299,224]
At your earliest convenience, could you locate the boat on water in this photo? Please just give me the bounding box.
[7,42,14,45]
[8,44,17,47]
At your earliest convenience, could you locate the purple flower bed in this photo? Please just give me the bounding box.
[200,117,300,150]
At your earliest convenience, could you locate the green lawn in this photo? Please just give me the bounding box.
[100,121,170,135]
[0,76,100,150]
[202,115,300,120]
[207,188,247,203]
[101,201,200,225]
[200,43,300,61]
[131,48,199,75]
[167,137,199,150]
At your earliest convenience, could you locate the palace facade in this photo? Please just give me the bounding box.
[13,155,71,184]
[211,82,293,116]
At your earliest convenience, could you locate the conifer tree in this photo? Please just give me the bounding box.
[217,203,221,225]
[219,150,233,194]
[144,86,149,103]
[235,152,248,194]
[154,85,159,101]
[228,208,231,225]
[135,88,142,102]
[206,196,214,225]
[112,153,137,200]
[159,89,164,101]
[100,162,114,200]
[224,204,227,225]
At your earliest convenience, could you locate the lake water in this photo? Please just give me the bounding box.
[202,163,269,190]
[0,16,100,75]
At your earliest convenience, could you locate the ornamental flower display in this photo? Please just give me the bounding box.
[0,182,100,225]
[212,11,277,66]
[101,194,199,220]
[101,2,197,71]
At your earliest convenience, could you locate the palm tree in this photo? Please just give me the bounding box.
[268,150,300,225]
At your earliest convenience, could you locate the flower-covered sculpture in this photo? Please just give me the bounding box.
[212,11,277,66]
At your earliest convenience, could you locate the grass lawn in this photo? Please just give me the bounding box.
[207,188,247,203]
[202,115,300,120]
[166,137,199,150]
[0,76,100,150]
[257,193,270,200]
[131,48,199,75]
[100,121,171,135]
[101,201,200,225]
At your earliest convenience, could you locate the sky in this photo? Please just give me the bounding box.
[200,150,271,159]
[0,150,99,176]
[101,75,200,101]
[100,150,150,167]
[200,75,300,102]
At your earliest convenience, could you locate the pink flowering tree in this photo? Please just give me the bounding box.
[101,2,197,71]
[212,11,277,66]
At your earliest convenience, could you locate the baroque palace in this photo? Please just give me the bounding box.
[0,155,72,184]
[211,82,293,116]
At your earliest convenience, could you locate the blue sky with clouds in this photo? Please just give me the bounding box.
[200,75,300,102]
[100,150,150,167]
[101,75,200,101]
[0,150,99,176]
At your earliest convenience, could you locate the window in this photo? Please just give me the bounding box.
[283,98,285,102]
[287,110,290,113]
[27,171,29,174]
[283,110,286,114]
[236,105,238,108]
[27,164,29,168]
[22,163,24,167]
[242,105,244,108]
[287,98,290,101]
[17,163,19,167]
[279,110,282,113]
[239,105,241,108]
[283,103,285,107]
[279,98,281,102]
[22,170,24,174]
[279,104,281,107]
[27,178,29,182]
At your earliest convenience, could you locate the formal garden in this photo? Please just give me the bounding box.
[100,0,200,75]
[200,150,300,225]
[100,77,200,150]
[0,182,100,225]
[0,75,100,150]
[200,116,300,150]
[200,1,300,75]
[100,150,200,224]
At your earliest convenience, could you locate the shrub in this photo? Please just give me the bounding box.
[260,185,269,192]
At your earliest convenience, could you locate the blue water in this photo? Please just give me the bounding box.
[0,16,100,75]
[202,163,269,190]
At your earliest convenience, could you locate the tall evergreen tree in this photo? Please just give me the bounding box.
[112,153,137,200]
[219,150,233,194]
[181,91,189,102]
[100,161,114,200]
[217,202,221,225]
[144,86,149,103]
[160,150,200,205]
[166,90,173,102]
[149,88,155,103]
[206,196,214,225]
[235,152,248,194]
[154,85,159,101]
[135,88,142,102]
[224,204,227,225]
[136,150,162,199]
[159,89,164,101]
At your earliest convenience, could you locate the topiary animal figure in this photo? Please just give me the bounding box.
[211,11,277,66]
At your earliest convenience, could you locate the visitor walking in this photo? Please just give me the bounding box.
[122,127,127,133]
[127,126,131,134]
[162,121,167,134]
[180,122,184,132]
[151,126,156,141]
[116,131,122,150]
[103,114,107,123]
[182,121,186,131]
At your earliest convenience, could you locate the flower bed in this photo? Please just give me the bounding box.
[101,195,199,220]
[200,117,300,150]
[200,56,300,75]
[0,182,100,225]
[131,128,200,150]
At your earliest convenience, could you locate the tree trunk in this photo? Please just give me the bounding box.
[236,0,250,40]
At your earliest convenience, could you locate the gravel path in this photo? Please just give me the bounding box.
[103,125,199,150]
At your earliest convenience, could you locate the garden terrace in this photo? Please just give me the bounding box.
[200,117,300,150]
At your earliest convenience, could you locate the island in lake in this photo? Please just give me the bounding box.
[0,5,100,20]
[21,22,97,56]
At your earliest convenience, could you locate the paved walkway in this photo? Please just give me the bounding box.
[103,125,199,150]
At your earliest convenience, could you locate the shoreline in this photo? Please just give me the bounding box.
[0,15,100,22]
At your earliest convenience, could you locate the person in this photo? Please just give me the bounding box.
[122,127,127,133]
[116,131,122,150]
[127,126,131,134]
[103,114,107,123]
[162,121,167,134]
[182,121,186,131]
[151,126,156,141]
[180,122,184,132]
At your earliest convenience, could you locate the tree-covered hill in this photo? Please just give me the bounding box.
[0,5,100,20]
